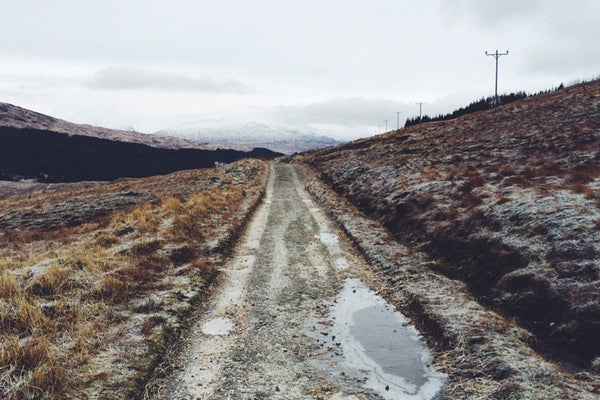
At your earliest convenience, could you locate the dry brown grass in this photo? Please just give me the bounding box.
[0,159,268,399]
[27,263,69,297]
[568,164,600,184]
[293,79,600,397]
[573,183,597,199]
[0,269,19,298]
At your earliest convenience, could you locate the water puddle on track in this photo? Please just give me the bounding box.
[334,257,349,270]
[307,278,446,400]
[314,232,340,245]
[201,317,234,335]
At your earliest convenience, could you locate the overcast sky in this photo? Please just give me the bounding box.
[1,0,599,140]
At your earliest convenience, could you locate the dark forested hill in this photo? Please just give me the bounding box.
[0,127,281,182]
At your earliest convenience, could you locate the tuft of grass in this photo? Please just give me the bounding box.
[27,263,69,297]
[95,231,119,248]
[460,171,486,193]
[97,275,129,303]
[167,245,197,264]
[1,335,67,399]
[1,295,49,335]
[29,359,67,399]
[572,183,597,199]
[24,337,67,399]
[162,196,184,215]
[188,259,218,284]
[502,175,533,187]
[131,203,161,234]
[130,239,163,256]
[568,164,600,184]
[0,269,20,299]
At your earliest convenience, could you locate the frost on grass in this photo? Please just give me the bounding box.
[292,80,600,398]
[0,159,268,399]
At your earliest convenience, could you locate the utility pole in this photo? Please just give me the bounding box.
[384,119,388,132]
[395,111,401,130]
[415,101,426,123]
[485,50,509,109]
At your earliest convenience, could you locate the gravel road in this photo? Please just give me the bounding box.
[147,162,441,400]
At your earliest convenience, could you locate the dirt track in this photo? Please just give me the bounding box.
[146,162,434,399]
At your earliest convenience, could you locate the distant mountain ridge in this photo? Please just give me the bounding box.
[0,103,230,150]
[157,120,342,154]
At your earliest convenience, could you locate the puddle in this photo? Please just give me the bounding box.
[314,232,339,245]
[334,257,349,270]
[201,317,234,335]
[308,279,446,399]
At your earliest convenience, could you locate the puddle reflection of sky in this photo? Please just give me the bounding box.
[330,279,446,400]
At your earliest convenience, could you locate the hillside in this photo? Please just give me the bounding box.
[292,80,600,373]
[0,104,282,182]
[0,103,218,150]
[0,159,268,399]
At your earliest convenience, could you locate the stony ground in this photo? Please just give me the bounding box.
[145,162,415,400]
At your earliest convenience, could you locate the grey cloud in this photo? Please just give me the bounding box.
[85,67,254,93]
[443,0,545,26]
[276,97,407,126]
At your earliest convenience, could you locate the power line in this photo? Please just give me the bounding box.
[485,50,509,109]
[395,111,401,130]
[384,119,388,132]
[415,101,426,123]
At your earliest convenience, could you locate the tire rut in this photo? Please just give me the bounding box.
[148,162,395,400]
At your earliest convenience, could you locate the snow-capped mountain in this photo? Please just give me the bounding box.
[156,120,342,154]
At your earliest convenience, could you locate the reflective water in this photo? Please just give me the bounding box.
[201,317,234,335]
[321,279,446,399]
[334,257,349,270]
[314,232,340,245]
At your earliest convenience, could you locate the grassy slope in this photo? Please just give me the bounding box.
[295,80,600,367]
[0,159,268,399]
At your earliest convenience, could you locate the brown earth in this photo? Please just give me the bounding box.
[290,80,600,377]
[0,159,268,399]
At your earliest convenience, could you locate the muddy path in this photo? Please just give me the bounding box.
[146,162,444,400]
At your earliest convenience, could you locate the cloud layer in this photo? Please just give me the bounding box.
[1,1,599,140]
[276,97,406,126]
[85,67,253,93]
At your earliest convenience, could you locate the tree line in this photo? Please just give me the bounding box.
[404,92,528,127]
[403,83,569,128]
